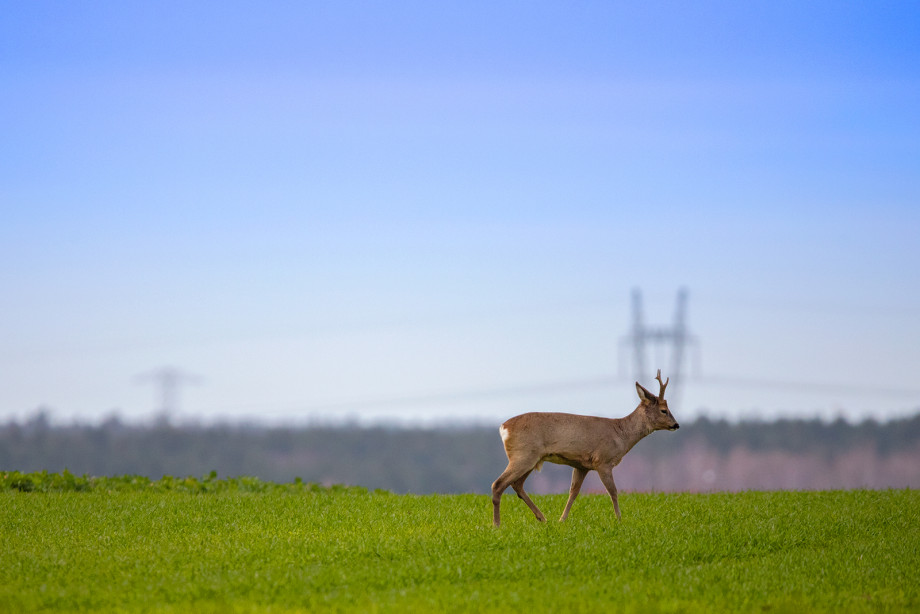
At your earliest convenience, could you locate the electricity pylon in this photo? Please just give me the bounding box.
[135,366,202,422]
[620,288,697,405]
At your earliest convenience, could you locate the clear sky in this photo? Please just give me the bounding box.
[2,1,919,426]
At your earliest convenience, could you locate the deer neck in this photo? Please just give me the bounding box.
[617,405,654,452]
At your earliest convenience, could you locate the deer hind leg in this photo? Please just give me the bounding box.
[491,459,542,526]
[559,467,589,522]
[597,467,621,520]
[510,470,546,523]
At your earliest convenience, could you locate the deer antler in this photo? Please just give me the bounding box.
[655,369,669,400]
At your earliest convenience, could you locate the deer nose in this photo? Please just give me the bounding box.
[672,423,680,430]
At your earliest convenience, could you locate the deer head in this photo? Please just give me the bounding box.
[635,369,680,431]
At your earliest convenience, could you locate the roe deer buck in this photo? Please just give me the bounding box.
[491,369,679,526]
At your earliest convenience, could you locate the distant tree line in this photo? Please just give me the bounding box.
[1,411,918,494]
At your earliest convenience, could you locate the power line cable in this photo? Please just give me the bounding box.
[196,373,920,417]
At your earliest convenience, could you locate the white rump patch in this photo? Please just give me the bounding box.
[499,425,510,443]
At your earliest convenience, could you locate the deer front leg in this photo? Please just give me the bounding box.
[597,467,621,520]
[559,467,588,522]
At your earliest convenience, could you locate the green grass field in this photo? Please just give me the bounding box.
[1,473,917,612]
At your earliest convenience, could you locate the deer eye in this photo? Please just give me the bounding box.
[660,409,667,414]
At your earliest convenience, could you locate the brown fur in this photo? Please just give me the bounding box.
[491,370,679,526]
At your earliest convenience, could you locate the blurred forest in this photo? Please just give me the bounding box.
[2,412,918,494]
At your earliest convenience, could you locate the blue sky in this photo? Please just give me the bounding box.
[2,1,919,425]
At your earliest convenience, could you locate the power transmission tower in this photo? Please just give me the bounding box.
[620,288,698,405]
[135,367,202,423]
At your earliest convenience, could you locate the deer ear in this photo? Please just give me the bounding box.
[636,382,655,403]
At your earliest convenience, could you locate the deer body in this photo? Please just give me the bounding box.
[491,370,679,526]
